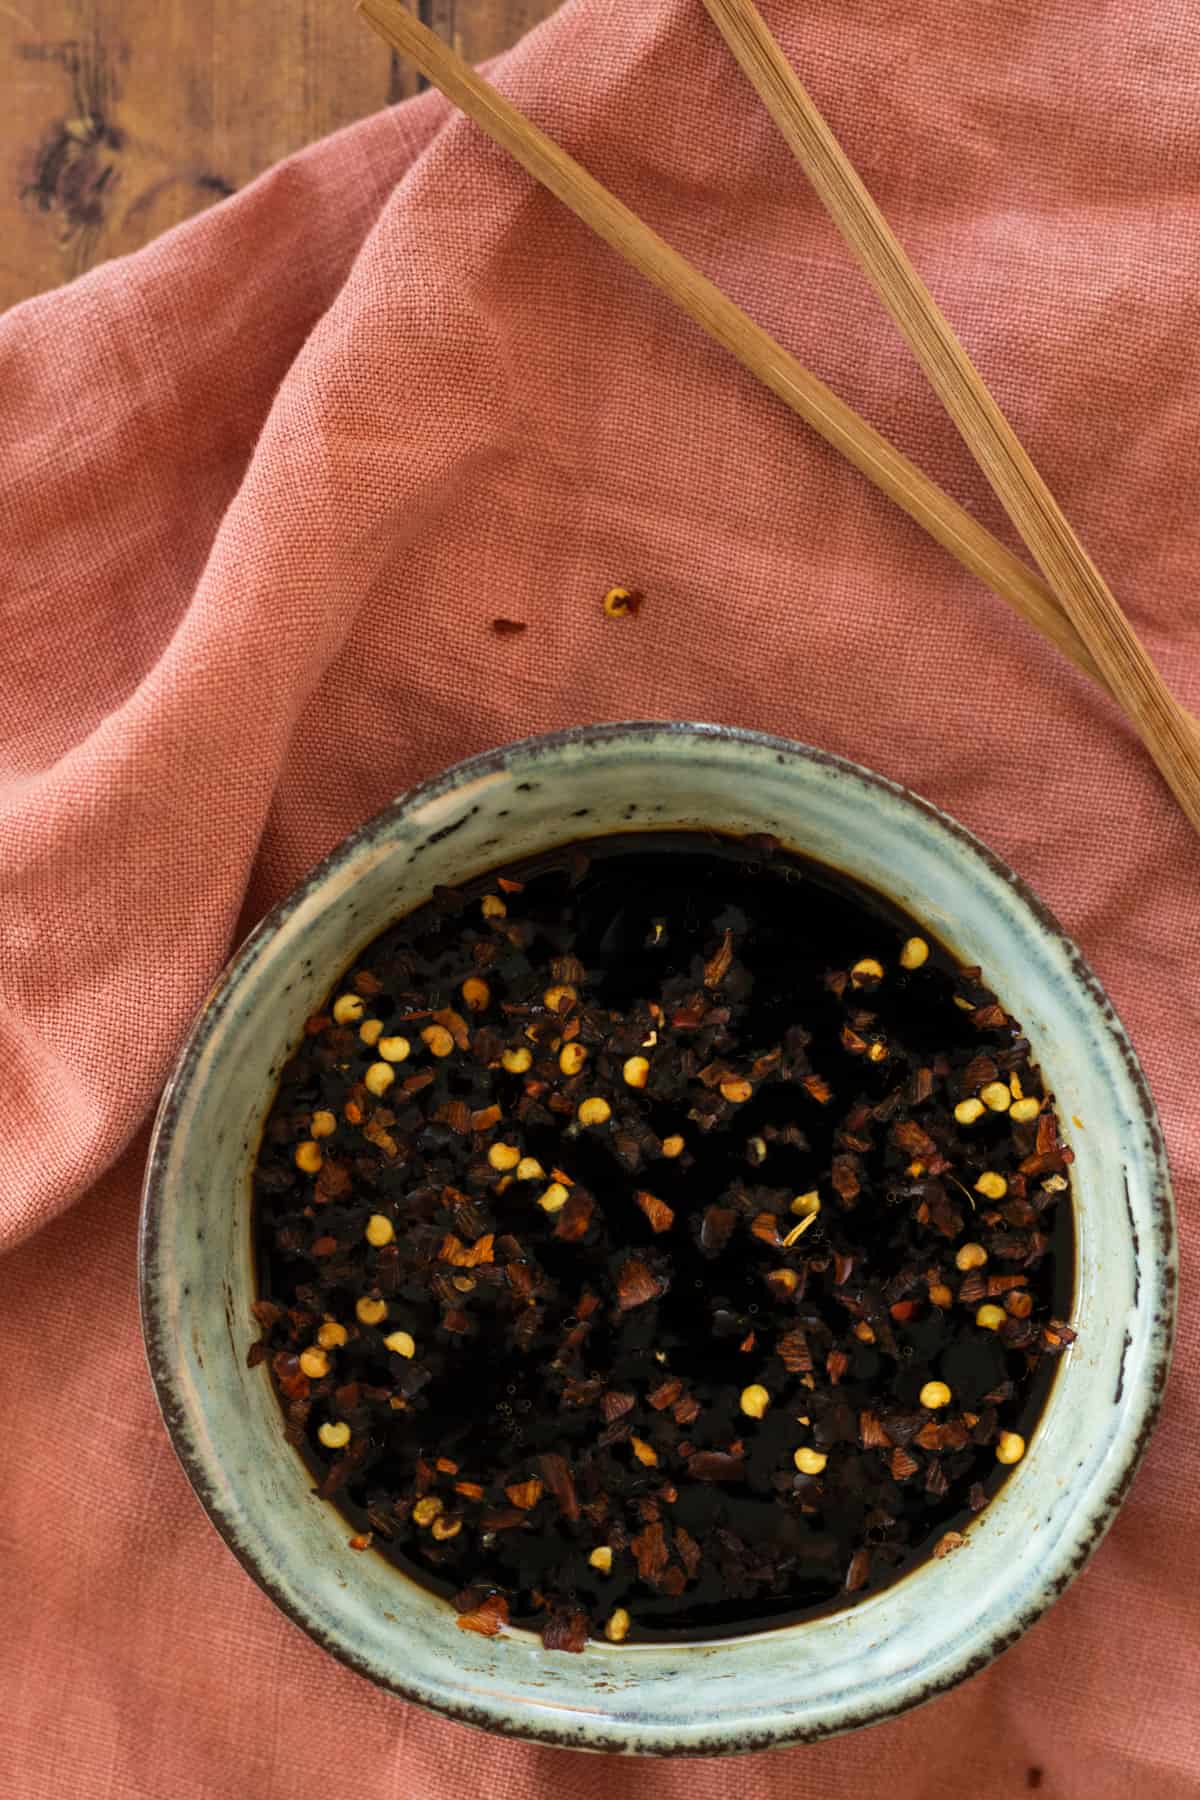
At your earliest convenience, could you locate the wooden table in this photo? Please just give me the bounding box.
[1,0,560,311]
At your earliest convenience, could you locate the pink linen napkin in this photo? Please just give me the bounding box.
[2,1,1197,1794]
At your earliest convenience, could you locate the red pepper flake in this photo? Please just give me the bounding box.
[703,928,735,989]
[555,1192,595,1242]
[801,1072,834,1104]
[497,876,525,893]
[348,1532,373,1552]
[314,1161,353,1204]
[310,1235,338,1259]
[778,1328,813,1373]
[673,1393,701,1426]
[826,1349,850,1386]
[602,1389,636,1421]
[648,1379,683,1411]
[635,1191,674,1233]
[537,1452,580,1520]
[492,618,527,637]
[859,1411,892,1449]
[889,1446,920,1481]
[615,1258,663,1310]
[845,1548,872,1592]
[456,1593,510,1637]
[479,1507,526,1530]
[631,1522,669,1583]
[504,1479,544,1510]
[830,1155,861,1205]
[750,1212,782,1248]
[891,1119,937,1158]
[439,1233,496,1268]
[971,1004,1008,1029]
[933,1530,967,1558]
[675,1526,702,1578]
[685,1451,746,1483]
[455,1481,485,1500]
[541,1610,588,1653]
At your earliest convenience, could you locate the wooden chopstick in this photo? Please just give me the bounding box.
[701,0,1200,832]
[356,0,1200,796]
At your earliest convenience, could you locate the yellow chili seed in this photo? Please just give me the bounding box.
[996,1431,1026,1466]
[544,984,578,1013]
[299,1348,329,1379]
[310,1110,337,1139]
[623,1055,650,1089]
[974,1171,1008,1200]
[976,1305,1007,1331]
[720,1078,753,1104]
[384,1330,416,1358]
[317,1321,348,1350]
[461,976,491,1012]
[502,1046,533,1074]
[1010,1096,1042,1123]
[853,1321,876,1344]
[630,1436,658,1466]
[538,1183,570,1213]
[899,936,929,970]
[794,1447,828,1475]
[364,1062,395,1097]
[850,957,885,987]
[412,1497,443,1526]
[604,1607,631,1642]
[378,1035,411,1063]
[421,1025,455,1058]
[791,1191,821,1216]
[318,1421,351,1450]
[920,1381,952,1410]
[981,1081,1012,1113]
[294,1140,323,1174]
[954,1098,985,1125]
[481,895,507,919]
[589,1546,614,1574]
[928,1283,954,1308]
[332,994,365,1025]
[431,1516,462,1541]
[602,586,636,619]
[359,1018,384,1047]
[740,1384,770,1419]
[488,1143,521,1171]
[365,1214,395,1247]
[356,1296,387,1327]
[661,1135,685,1159]
[956,1243,988,1271]
[559,1042,588,1076]
[577,1097,612,1126]
[516,1156,545,1181]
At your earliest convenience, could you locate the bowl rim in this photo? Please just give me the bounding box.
[139,720,1176,1754]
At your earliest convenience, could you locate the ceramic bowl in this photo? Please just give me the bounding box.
[140,722,1174,1755]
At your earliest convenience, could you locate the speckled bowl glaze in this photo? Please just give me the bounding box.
[140,723,1174,1756]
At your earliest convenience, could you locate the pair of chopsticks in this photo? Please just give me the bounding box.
[357,0,1200,835]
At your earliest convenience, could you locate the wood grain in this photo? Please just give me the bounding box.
[1,0,559,310]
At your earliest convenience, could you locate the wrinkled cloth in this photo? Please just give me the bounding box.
[2,1,1198,1795]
